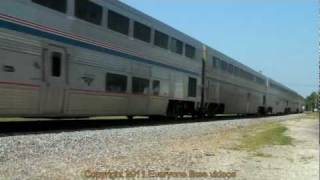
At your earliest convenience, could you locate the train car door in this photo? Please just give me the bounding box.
[246,92,251,113]
[42,45,67,115]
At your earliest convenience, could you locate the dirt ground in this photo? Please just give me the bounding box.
[136,113,319,180]
[188,114,320,180]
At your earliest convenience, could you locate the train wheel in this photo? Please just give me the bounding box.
[207,103,218,118]
[167,102,179,120]
[258,107,266,116]
[149,115,164,121]
[170,109,179,120]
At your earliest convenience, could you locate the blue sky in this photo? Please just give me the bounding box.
[121,0,318,97]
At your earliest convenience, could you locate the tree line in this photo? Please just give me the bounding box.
[305,91,319,111]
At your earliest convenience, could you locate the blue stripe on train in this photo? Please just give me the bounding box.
[0,19,199,76]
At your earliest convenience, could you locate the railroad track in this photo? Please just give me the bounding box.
[0,114,291,136]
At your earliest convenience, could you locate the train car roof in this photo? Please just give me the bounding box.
[101,0,203,48]
[206,46,268,79]
[102,0,303,99]
[108,1,266,77]
[268,78,304,99]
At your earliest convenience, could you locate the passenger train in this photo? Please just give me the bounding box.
[0,0,304,119]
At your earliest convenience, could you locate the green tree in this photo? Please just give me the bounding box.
[305,92,319,111]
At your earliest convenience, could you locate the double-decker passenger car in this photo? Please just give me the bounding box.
[0,0,304,119]
[203,47,304,116]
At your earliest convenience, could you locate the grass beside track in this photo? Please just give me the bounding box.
[239,122,293,151]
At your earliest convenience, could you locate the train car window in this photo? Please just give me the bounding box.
[244,71,250,80]
[270,82,286,92]
[270,83,275,89]
[270,83,274,88]
[228,64,234,74]
[185,44,196,59]
[51,52,62,77]
[106,73,127,93]
[132,77,150,94]
[239,69,244,78]
[256,77,265,85]
[220,60,228,71]
[216,59,221,69]
[245,72,249,80]
[152,80,160,96]
[154,31,169,49]
[108,10,130,35]
[32,0,67,13]
[75,0,102,25]
[134,21,151,43]
[188,77,197,97]
[248,73,254,81]
[240,69,251,81]
[240,69,247,79]
[234,66,240,76]
[212,57,217,68]
[241,70,247,79]
[170,38,183,54]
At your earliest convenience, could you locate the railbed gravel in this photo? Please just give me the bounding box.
[0,114,310,179]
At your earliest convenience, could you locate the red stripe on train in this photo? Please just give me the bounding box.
[70,88,168,98]
[0,81,40,88]
[0,13,146,58]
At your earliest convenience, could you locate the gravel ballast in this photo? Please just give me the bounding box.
[0,114,318,180]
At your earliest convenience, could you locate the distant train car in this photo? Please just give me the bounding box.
[0,0,304,120]
[204,47,269,116]
[203,47,304,116]
[267,79,304,114]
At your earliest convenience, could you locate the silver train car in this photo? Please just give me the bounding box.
[204,47,304,116]
[0,0,304,119]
